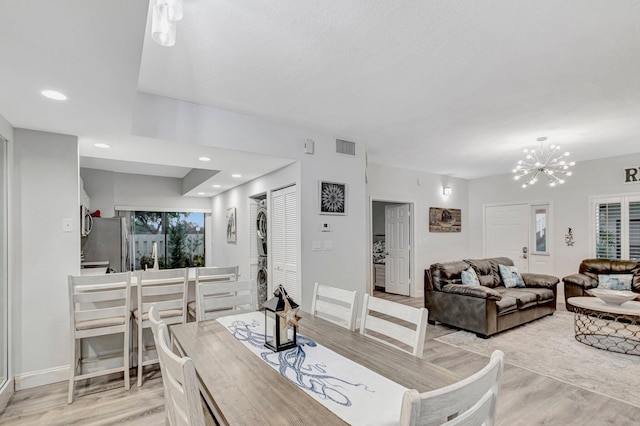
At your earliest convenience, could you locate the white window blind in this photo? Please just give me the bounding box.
[595,202,621,259]
[271,185,298,302]
[629,201,640,261]
[593,196,640,261]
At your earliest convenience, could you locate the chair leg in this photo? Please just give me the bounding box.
[137,320,143,387]
[125,323,130,391]
[67,338,77,404]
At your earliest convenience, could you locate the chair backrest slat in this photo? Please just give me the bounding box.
[360,294,428,358]
[197,280,256,321]
[311,282,358,331]
[399,350,505,426]
[136,268,188,326]
[69,273,131,338]
[156,321,205,426]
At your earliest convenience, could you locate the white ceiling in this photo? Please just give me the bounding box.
[2,1,640,181]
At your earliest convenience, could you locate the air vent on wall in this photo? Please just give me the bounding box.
[336,139,356,156]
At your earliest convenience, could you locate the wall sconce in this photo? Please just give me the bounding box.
[443,186,452,196]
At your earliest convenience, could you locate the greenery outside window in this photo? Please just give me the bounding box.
[133,211,205,270]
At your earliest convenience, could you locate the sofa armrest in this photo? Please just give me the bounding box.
[562,273,597,290]
[441,284,502,300]
[521,273,559,288]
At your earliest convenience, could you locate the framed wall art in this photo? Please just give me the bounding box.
[429,207,461,232]
[319,181,347,215]
[226,207,237,242]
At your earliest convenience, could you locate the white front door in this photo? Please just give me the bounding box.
[484,204,529,272]
[385,204,411,296]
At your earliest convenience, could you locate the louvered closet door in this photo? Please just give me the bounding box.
[272,185,299,301]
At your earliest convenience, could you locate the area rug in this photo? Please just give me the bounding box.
[435,311,640,408]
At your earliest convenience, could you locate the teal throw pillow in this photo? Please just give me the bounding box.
[461,267,480,286]
[598,274,632,291]
[499,264,525,288]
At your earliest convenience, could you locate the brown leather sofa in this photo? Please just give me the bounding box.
[562,258,640,312]
[425,257,559,338]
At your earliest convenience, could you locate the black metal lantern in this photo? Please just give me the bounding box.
[264,285,300,352]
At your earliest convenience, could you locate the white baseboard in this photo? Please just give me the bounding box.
[15,365,69,391]
[0,377,15,411]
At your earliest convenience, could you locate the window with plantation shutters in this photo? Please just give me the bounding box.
[592,196,640,260]
[271,185,299,302]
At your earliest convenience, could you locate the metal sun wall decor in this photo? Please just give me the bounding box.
[319,181,347,215]
[429,207,461,233]
[226,207,237,243]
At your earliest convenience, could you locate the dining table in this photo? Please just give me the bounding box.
[171,311,458,425]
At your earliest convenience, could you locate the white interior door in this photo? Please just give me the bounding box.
[484,204,529,272]
[385,204,410,296]
[271,185,298,301]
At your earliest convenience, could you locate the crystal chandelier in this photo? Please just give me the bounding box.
[513,137,575,188]
[151,0,184,47]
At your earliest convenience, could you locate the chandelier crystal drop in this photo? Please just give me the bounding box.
[512,137,575,188]
[151,0,184,47]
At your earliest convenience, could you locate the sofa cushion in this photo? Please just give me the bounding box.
[522,287,555,303]
[499,264,525,288]
[495,296,517,315]
[461,267,480,286]
[497,288,538,309]
[466,258,501,288]
[430,260,469,291]
[598,274,632,291]
[441,283,502,300]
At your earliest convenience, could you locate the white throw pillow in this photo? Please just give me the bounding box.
[598,274,632,291]
[499,264,525,288]
[461,267,480,286]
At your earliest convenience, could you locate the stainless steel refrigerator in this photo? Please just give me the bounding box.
[81,217,129,272]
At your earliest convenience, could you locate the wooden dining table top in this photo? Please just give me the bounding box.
[170,311,457,426]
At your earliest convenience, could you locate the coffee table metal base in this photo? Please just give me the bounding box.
[573,307,640,356]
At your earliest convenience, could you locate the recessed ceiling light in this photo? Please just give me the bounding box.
[94,143,111,149]
[231,174,242,178]
[197,192,206,195]
[198,156,211,162]
[212,184,221,188]
[41,89,67,101]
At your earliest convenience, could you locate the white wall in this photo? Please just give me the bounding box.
[80,168,211,217]
[13,129,79,380]
[468,152,640,281]
[366,163,470,297]
[133,93,367,312]
[210,163,298,280]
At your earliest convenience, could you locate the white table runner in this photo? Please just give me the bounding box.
[217,312,407,425]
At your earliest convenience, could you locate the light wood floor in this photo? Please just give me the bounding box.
[2,291,639,425]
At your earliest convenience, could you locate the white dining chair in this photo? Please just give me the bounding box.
[310,282,358,331]
[188,266,239,321]
[196,280,257,321]
[149,305,175,426]
[359,293,428,358]
[399,350,505,426]
[134,268,189,387]
[68,272,131,404]
[156,321,206,426]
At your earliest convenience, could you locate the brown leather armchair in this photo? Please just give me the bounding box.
[562,259,640,311]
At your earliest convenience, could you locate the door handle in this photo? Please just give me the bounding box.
[522,247,528,254]
[523,253,528,259]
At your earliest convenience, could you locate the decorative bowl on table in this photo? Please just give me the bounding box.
[586,288,638,305]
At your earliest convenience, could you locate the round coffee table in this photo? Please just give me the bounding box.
[568,296,640,356]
